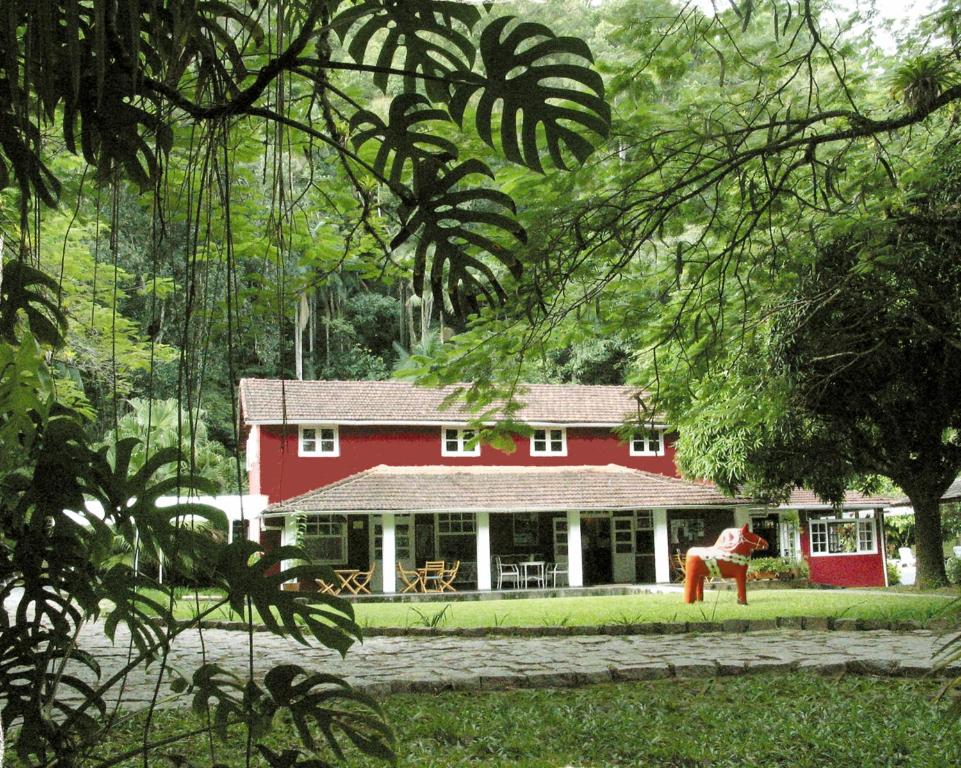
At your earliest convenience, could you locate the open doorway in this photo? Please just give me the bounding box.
[582,515,612,585]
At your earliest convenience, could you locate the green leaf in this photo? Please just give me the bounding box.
[332,0,483,101]
[449,16,610,172]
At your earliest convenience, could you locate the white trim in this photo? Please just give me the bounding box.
[629,428,665,457]
[298,424,340,457]
[530,427,567,457]
[381,513,396,593]
[440,427,481,457]
[246,418,669,429]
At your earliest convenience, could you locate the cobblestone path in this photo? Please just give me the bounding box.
[70,623,957,709]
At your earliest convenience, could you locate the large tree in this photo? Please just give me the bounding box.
[674,144,961,587]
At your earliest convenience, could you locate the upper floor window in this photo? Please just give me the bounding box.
[531,427,566,456]
[630,428,665,456]
[299,425,339,457]
[809,511,876,556]
[442,427,480,457]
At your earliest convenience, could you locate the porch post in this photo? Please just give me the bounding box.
[282,513,299,581]
[381,513,396,593]
[733,508,752,529]
[476,511,491,590]
[566,509,583,587]
[653,508,670,583]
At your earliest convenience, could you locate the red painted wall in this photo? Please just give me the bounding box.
[799,515,887,588]
[257,424,680,503]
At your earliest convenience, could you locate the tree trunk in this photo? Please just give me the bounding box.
[912,493,948,588]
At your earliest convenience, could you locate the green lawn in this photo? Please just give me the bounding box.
[166,588,958,629]
[64,675,961,767]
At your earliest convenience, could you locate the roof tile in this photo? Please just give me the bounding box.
[239,379,655,425]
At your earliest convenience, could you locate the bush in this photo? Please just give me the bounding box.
[946,556,961,585]
[748,556,806,579]
[887,560,902,586]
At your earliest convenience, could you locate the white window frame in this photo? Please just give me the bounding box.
[298,424,339,457]
[530,427,567,456]
[441,427,481,457]
[630,428,665,456]
[301,514,348,564]
[809,511,877,557]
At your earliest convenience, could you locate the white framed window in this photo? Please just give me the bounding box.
[531,427,566,456]
[630,428,665,456]
[299,424,339,457]
[301,514,348,564]
[441,427,480,457]
[436,513,476,560]
[809,511,877,556]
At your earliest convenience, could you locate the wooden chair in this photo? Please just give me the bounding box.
[438,560,460,592]
[351,563,375,595]
[422,560,446,592]
[670,551,686,583]
[397,561,423,593]
[494,555,520,590]
[315,578,337,595]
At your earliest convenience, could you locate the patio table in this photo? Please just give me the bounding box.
[334,569,360,594]
[519,560,545,588]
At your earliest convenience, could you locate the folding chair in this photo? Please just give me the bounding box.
[397,562,423,593]
[438,560,460,592]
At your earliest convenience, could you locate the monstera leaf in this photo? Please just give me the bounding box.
[392,158,526,319]
[214,541,360,654]
[184,663,393,765]
[449,16,610,172]
[261,665,394,763]
[0,259,68,346]
[331,0,483,100]
[350,93,458,185]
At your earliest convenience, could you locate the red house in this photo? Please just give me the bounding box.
[239,378,891,592]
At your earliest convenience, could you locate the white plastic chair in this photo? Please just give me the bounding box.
[547,561,568,587]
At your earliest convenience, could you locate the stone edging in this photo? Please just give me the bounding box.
[349,657,961,697]
[173,615,958,638]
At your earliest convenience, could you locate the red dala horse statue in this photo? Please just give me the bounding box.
[683,524,768,605]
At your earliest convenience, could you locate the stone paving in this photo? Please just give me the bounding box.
[67,621,960,710]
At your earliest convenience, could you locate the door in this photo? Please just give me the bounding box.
[750,514,781,557]
[370,515,414,571]
[553,517,569,563]
[582,516,612,585]
[612,515,636,583]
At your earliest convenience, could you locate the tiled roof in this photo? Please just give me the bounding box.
[943,478,961,502]
[265,464,745,513]
[890,477,961,507]
[782,488,896,509]
[239,379,657,425]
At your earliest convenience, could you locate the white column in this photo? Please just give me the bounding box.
[653,508,670,583]
[282,513,299,580]
[476,511,492,590]
[566,509,583,587]
[381,513,396,594]
[733,508,752,529]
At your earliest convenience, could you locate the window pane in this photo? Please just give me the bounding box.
[302,428,316,440]
[551,439,563,452]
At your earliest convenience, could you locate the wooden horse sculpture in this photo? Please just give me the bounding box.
[683,524,768,605]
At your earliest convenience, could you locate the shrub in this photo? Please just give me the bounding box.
[887,560,902,586]
[748,556,805,579]
[945,556,961,585]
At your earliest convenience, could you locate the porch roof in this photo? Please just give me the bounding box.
[263,464,747,514]
[780,488,897,510]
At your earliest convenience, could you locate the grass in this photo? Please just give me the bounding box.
[56,675,961,767]
[167,588,957,629]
